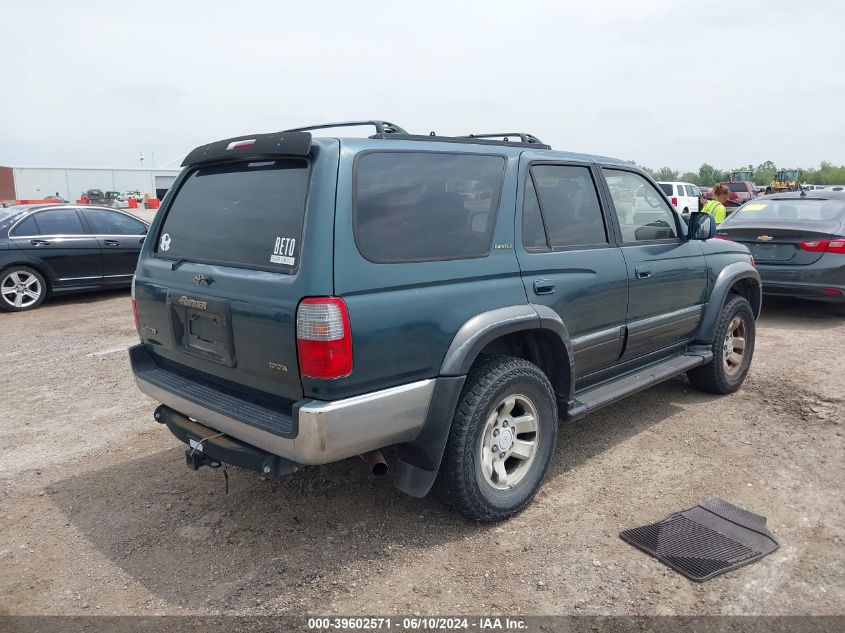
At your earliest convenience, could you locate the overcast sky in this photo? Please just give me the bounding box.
[2,0,843,172]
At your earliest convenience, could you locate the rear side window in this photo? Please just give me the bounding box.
[525,165,607,249]
[685,185,695,196]
[157,160,308,272]
[658,183,673,195]
[728,182,747,192]
[33,209,86,235]
[11,215,38,236]
[354,152,505,263]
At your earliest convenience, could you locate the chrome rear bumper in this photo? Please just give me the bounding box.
[130,344,435,465]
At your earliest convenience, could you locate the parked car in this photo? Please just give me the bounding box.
[129,121,760,522]
[103,191,128,209]
[716,191,845,305]
[82,189,106,204]
[700,186,713,200]
[720,181,757,204]
[0,204,149,311]
[657,181,701,214]
[121,190,144,202]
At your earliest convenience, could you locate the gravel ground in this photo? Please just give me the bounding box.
[0,291,842,617]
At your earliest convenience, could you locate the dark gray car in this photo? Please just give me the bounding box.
[0,204,149,311]
[716,191,845,304]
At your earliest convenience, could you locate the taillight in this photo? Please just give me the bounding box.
[800,238,845,253]
[729,193,739,200]
[671,197,677,206]
[827,238,845,253]
[296,297,352,379]
[131,275,140,337]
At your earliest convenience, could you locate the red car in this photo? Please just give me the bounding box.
[720,181,758,204]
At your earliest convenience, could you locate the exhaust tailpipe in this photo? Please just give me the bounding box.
[359,450,388,477]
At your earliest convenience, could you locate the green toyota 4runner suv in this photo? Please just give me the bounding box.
[129,121,761,521]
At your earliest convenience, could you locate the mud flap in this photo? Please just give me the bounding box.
[393,376,465,498]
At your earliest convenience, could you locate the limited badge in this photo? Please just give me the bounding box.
[160,233,172,251]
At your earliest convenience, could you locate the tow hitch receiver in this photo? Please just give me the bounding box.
[155,405,300,479]
[185,449,222,471]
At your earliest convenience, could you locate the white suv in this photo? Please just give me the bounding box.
[657,181,700,214]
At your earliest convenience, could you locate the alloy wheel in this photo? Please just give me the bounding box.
[1,271,42,309]
[722,315,747,376]
[478,394,539,490]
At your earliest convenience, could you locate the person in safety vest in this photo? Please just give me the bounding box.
[702,183,729,225]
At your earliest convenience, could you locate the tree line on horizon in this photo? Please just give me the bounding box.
[635,160,845,188]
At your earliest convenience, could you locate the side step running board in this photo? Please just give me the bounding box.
[567,350,713,420]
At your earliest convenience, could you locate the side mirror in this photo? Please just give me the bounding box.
[688,212,716,240]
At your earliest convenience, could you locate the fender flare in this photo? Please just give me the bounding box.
[439,304,574,381]
[394,305,574,498]
[695,262,761,344]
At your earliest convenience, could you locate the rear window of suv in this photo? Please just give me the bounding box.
[727,182,748,192]
[156,159,308,272]
[353,151,506,263]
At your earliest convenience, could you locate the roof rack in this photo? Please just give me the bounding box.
[461,132,546,145]
[282,121,552,149]
[283,120,408,137]
[377,133,551,150]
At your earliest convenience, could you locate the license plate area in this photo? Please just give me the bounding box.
[748,242,791,262]
[166,290,236,367]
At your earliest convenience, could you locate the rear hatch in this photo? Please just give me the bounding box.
[133,134,337,403]
[717,198,844,265]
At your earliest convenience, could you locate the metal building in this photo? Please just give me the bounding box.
[0,165,182,202]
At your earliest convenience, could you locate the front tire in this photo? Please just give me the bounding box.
[687,294,755,394]
[434,355,558,522]
[0,266,47,312]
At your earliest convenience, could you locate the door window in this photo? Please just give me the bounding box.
[83,209,147,235]
[32,209,86,236]
[523,165,607,249]
[685,185,695,196]
[603,169,679,242]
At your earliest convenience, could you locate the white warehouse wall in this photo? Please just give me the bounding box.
[12,167,181,200]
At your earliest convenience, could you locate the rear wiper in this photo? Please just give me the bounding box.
[171,258,189,271]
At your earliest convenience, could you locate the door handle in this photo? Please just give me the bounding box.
[29,239,49,246]
[635,267,652,279]
[104,239,122,247]
[533,279,555,295]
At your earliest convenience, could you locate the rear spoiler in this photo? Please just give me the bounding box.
[181,131,312,167]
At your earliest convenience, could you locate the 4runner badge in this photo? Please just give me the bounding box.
[178,296,208,310]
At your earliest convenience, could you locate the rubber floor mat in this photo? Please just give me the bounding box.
[620,497,779,581]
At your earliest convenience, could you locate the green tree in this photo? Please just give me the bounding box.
[654,167,680,181]
[754,161,777,186]
[680,172,700,185]
[697,163,725,187]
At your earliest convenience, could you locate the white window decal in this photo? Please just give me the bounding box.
[160,233,172,252]
[270,236,296,265]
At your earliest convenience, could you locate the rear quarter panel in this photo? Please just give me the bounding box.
[325,142,527,400]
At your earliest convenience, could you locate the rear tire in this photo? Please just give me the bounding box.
[688,294,755,394]
[434,355,558,522]
[0,266,47,312]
